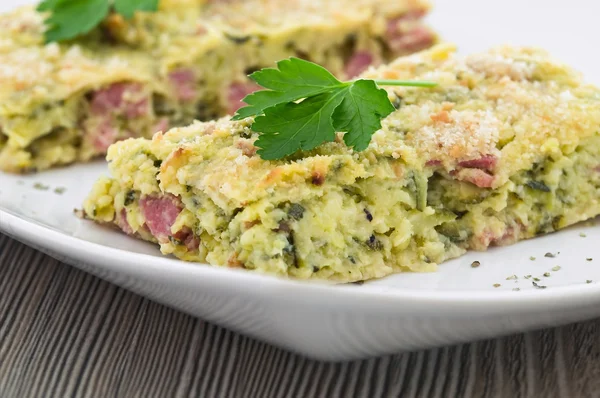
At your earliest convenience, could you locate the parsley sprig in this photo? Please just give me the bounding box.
[37,0,159,43]
[232,58,437,160]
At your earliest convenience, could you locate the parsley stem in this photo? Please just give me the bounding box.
[373,80,438,87]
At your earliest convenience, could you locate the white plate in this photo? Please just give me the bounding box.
[2,0,600,361]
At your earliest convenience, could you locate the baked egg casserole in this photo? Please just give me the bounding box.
[83,44,600,282]
[0,0,435,172]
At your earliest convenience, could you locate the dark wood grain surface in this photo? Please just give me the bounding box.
[1,233,600,398]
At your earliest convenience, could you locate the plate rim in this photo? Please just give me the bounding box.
[3,206,600,315]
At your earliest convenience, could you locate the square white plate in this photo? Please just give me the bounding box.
[2,0,600,360]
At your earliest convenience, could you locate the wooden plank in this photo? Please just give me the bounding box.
[1,233,600,397]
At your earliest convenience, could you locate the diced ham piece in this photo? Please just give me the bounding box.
[169,68,197,102]
[227,81,260,115]
[139,194,183,243]
[475,223,524,250]
[426,159,442,167]
[173,227,201,251]
[153,117,170,134]
[385,12,435,53]
[116,209,134,235]
[90,82,149,118]
[92,120,119,153]
[454,169,495,188]
[458,155,498,171]
[345,51,374,78]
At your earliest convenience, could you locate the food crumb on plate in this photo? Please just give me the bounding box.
[532,281,547,289]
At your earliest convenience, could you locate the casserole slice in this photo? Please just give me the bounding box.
[0,0,435,172]
[83,44,600,282]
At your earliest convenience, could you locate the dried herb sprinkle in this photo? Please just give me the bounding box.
[532,281,547,289]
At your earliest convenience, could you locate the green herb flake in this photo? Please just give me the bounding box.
[512,288,521,292]
[551,266,561,272]
[587,258,593,262]
[533,277,541,282]
[493,283,501,288]
[233,57,436,159]
[580,232,587,238]
[587,280,593,284]
[524,275,532,279]
[543,272,551,277]
[532,281,547,289]
[506,275,518,280]
[529,256,536,261]
[33,182,50,191]
[470,260,480,268]
[525,180,551,192]
[544,252,556,258]
[54,187,66,195]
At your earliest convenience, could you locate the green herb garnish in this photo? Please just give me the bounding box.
[232,57,437,160]
[532,281,547,289]
[37,0,159,43]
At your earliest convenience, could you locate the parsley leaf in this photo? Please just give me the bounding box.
[233,58,344,120]
[332,80,395,151]
[39,0,110,43]
[114,0,159,19]
[37,0,160,43]
[253,91,345,160]
[234,58,437,160]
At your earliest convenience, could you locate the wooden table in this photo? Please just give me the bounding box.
[1,233,599,397]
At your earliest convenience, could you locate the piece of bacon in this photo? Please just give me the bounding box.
[173,227,201,251]
[169,68,197,102]
[90,82,149,118]
[227,81,260,115]
[91,120,119,153]
[454,168,495,188]
[345,51,374,78]
[115,209,134,235]
[152,118,170,134]
[385,12,435,53]
[458,155,498,171]
[139,194,183,243]
[139,194,201,249]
